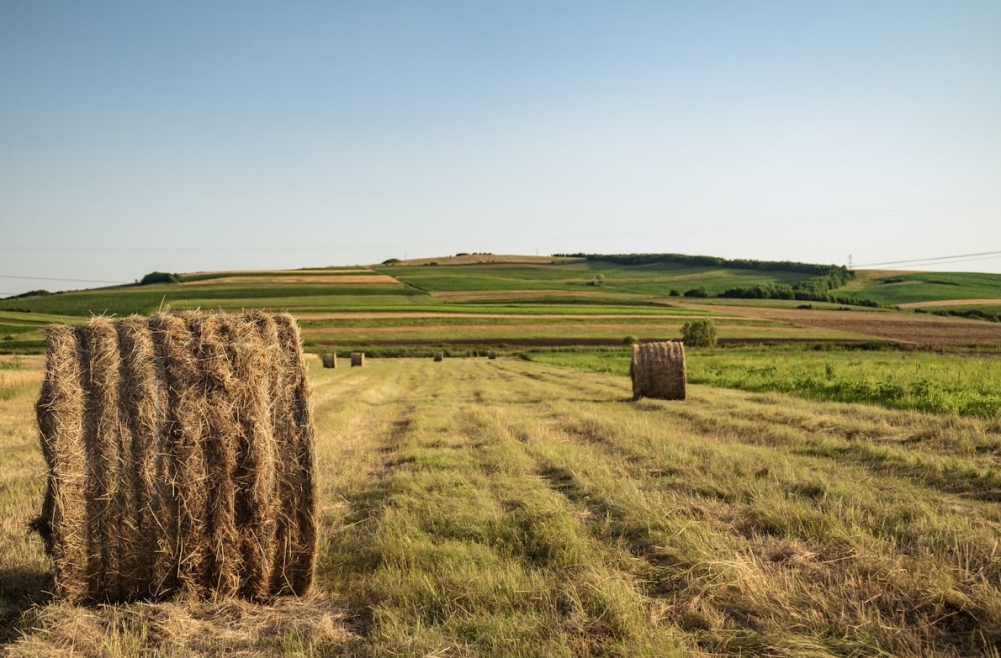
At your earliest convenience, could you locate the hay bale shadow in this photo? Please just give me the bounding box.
[0,567,54,645]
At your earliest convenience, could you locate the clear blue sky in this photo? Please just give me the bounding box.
[1,1,999,295]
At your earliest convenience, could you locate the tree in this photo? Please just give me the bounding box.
[139,272,179,285]
[681,319,717,348]
[683,286,709,298]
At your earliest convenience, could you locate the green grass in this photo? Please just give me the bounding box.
[379,262,813,296]
[525,346,1001,417]
[0,285,423,316]
[179,266,372,282]
[850,271,1001,305]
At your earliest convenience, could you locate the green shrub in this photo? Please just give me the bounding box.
[683,286,709,298]
[139,271,180,285]
[681,319,717,348]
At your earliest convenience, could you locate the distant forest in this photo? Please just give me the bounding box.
[555,252,850,277]
[556,253,865,305]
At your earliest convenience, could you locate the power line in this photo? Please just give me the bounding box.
[0,274,127,284]
[854,250,1001,268]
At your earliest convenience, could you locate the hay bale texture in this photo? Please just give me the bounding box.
[488,350,497,360]
[433,352,444,362]
[33,311,318,603]
[321,353,336,368]
[350,352,364,367]
[630,341,686,401]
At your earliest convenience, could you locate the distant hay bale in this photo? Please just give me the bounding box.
[321,353,336,368]
[488,350,497,360]
[33,312,318,603]
[630,341,686,401]
[433,352,443,362]
[350,352,364,367]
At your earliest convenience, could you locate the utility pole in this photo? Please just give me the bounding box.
[848,254,853,269]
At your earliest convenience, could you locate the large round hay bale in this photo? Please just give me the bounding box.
[350,352,365,367]
[487,350,497,360]
[433,352,444,362]
[630,341,686,401]
[321,353,336,368]
[33,312,317,603]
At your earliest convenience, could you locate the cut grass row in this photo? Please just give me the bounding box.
[6,357,998,655]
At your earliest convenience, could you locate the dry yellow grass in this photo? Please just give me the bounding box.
[3,356,1000,656]
[899,298,1001,308]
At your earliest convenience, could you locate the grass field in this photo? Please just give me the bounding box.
[527,346,1001,417]
[2,356,999,656]
[3,257,1000,357]
[846,271,1001,306]
[377,261,814,297]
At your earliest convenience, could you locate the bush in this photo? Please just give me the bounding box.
[668,289,680,297]
[684,286,709,298]
[622,335,638,346]
[139,272,180,285]
[681,320,717,348]
[381,258,401,265]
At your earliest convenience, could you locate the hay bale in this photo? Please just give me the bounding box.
[630,341,686,401]
[488,350,497,360]
[33,312,317,603]
[350,352,364,367]
[321,353,336,368]
[433,352,443,362]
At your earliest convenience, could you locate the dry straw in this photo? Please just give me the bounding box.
[321,353,336,368]
[630,341,686,401]
[433,352,444,362]
[33,312,318,603]
[350,352,364,367]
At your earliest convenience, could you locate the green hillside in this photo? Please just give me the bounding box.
[1,256,845,318]
[847,271,1001,306]
[2,255,999,354]
[376,261,811,297]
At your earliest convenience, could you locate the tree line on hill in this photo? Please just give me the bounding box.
[557,253,870,306]
[556,252,850,277]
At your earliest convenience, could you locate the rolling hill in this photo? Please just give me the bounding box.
[1,254,999,354]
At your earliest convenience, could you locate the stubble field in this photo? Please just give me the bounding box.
[2,355,999,656]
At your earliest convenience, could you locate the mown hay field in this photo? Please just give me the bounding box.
[2,355,999,656]
[528,346,1001,417]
